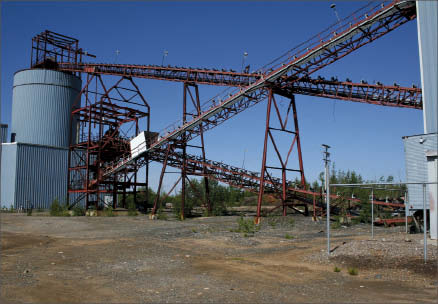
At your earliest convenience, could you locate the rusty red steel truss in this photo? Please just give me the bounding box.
[30,1,417,217]
[104,0,417,161]
[31,30,95,75]
[67,74,151,210]
[100,0,417,219]
[142,147,405,214]
[58,63,422,109]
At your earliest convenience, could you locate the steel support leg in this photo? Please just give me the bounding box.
[193,85,212,214]
[256,90,306,223]
[256,90,273,223]
[151,145,172,217]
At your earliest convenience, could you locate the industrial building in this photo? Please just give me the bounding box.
[0,1,436,238]
[1,69,81,209]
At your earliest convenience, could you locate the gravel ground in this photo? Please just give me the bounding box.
[1,213,437,303]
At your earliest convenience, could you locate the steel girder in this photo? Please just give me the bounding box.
[104,0,417,176]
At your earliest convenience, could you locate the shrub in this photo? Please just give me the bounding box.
[26,208,32,216]
[333,266,341,273]
[50,199,70,216]
[351,217,361,225]
[127,201,137,216]
[285,233,294,239]
[72,205,85,216]
[331,221,342,229]
[232,216,259,236]
[348,267,358,275]
[157,208,168,220]
[102,207,116,217]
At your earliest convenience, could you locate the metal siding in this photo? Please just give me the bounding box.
[417,1,438,133]
[1,125,8,143]
[11,69,81,148]
[14,143,68,209]
[1,144,17,208]
[403,133,438,211]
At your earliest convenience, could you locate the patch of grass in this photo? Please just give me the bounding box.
[284,233,294,240]
[288,218,295,227]
[36,208,44,213]
[50,199,70,217]
[351,217,361,225]
[234,216,259,236]
[127,201,137,216]
[191,228,197,233]
[72,205,85,216]
[347,267,358,276]
[228,257,244,261]
[333,266,341,273]
[331,221,342,229]
[102,207,116,217]
[157,208,168,220]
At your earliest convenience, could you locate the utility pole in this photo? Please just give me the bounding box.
[242,148,247,169]
[162,50,168,66]
[405,190,408,233]
[330,4,341,23]
[241,52,248,72]
[322,144,331,257]
[371,188,374,238]
[115,49,120,64]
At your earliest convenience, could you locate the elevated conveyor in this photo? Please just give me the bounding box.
[103,0,417,176]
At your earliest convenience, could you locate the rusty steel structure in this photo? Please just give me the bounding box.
[29,1,418,218]
[31,30,95,73]
[66,74,151,210]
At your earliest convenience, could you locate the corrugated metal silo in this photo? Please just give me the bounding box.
[11,69,81,148]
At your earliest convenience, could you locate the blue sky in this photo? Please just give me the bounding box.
[1,1,424,192]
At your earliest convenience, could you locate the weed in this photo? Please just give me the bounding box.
[235,216,259,235]
[331,221,342,229]
[288,218,295,227]
[284,233,294,240]
[127,201,137,216]
[103,207,116,217]
[228,257,244,261]
[351,217,361,225]
[72,205,85,216]
[347,267,358,275]
[333,266,341,273]
[157,209,168,220]
[50,199,70,216]
[191,228,197,233]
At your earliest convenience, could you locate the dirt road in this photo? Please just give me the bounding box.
[1,213,436,303]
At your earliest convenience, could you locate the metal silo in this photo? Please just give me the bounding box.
[11,69,81,148]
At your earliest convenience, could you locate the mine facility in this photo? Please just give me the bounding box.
[0,1,437,303]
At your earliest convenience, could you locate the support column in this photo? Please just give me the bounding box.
[151,145,172,218]
[256,89,305,223]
